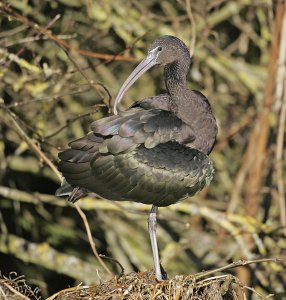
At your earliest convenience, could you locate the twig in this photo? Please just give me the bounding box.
[44,104,106,140]
[185,0,197,56]
[57,44,112,107]
[231,15,267,50]
[0,186,66,207]
[216,108,256,152]
[74,204,114,277]
[0,85,91,109]
[242,285,274,300]
[0,4,135,62]
[2,282,30,300]
[46,284,84,300]
[0,235,105,282]
[243,0,284,218]
[274,4,286,236]
[3,104,114,278]
[195,258,284,280]
[4,13,61,68]
[207,0,227,11]
[175,203,254,259]
[275,90,286,236]
[232,5,286,291]
[99,254,125,277]
[0,23,27,38]
[4,106,61,179]
[3,34,76,47]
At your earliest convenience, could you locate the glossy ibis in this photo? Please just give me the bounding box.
[56,36,218,280]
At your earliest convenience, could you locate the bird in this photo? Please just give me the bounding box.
[56,35,218,281]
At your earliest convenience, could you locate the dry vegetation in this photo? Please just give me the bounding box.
[0,0,285,299]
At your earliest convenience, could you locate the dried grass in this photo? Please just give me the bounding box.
[47,272,241,300]
[0,272,40,300]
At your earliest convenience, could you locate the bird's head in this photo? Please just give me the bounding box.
[148,35,190,66]
[114,36,190,114]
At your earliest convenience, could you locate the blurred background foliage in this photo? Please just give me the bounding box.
[0,0,285,298]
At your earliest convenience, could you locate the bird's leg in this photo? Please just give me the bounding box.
[148,205,163,280]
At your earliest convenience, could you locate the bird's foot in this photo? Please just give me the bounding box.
[160,264,168,280]
[154,264,168,281]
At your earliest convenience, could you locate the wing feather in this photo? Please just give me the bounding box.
[90,108,196,155]
[57,103,214,206]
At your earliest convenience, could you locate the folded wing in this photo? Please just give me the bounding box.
[57,106,214,206]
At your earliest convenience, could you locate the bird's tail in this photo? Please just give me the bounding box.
[55,179,88,203]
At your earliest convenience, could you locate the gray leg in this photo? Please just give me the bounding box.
[148,205,163,280]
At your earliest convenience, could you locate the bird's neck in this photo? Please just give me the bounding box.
[164,61,217,154]
[164,61,188,92]
[164,61,209,126]
[164,61,192,117]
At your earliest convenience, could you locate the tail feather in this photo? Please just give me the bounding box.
[55,179,88,203]
[55,179,73,197]
[68,186,89,203]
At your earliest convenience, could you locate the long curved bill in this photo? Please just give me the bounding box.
[113,49,158,115]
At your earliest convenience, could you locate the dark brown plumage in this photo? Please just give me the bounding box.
[56,36,217,280]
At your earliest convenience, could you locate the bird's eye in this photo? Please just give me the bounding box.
[157,46,162,51]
